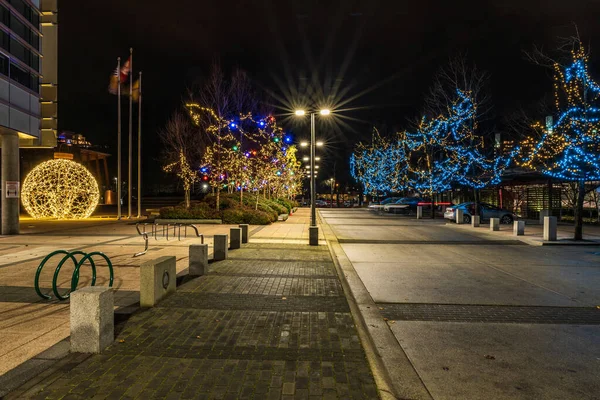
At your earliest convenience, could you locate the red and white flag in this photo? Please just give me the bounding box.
[120,56,131,83]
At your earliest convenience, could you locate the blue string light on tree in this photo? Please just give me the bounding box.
[519,43,600,181]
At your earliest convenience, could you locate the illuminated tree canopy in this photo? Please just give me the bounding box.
[518,43,600,181]
[21,159,99,219]
[351,129,409,195]
[351,91,514,197]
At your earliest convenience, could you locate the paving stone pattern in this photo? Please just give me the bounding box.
[29,244,378,399]
[378,303,600,324]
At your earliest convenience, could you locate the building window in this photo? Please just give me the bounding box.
[10,14,39,50]
[0,29,8,52]
[7,0,39,28]
[10,61,38,93]
[0,4,9,26]
[0,53,8,76]
[9,37,38,72]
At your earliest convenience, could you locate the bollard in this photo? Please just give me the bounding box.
[140,256,176,307]
[539,209,550,225]
[513,220,525,236]
[416,206,423,219]
[230,228,242,249]
[70,286,114,353]
[543,216,557,241]
[456,209,464,224]
[309,226,319,246]
[189,244,209,276]
[471,215,480,227]
[239,224,249,244]
[490,218,500,231]
[214,234,228,260]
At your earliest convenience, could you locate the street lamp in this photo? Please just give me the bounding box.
[328,178,335,208]
[295,108,331,245]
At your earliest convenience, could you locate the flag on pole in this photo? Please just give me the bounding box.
[109,56,133,95]
[131,79,140,102]
[120,56,132,83]
[108,64,119,94]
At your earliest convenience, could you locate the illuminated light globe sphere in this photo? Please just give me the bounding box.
[21,159,100,219]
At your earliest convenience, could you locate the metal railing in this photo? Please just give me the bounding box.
[34,250,114,301]
[134,222,204,257]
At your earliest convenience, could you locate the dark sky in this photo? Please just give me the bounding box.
[59,0,600,190]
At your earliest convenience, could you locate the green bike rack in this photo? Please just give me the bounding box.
[34,250,114,301]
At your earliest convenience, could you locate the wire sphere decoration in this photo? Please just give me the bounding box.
[21,159,100,219]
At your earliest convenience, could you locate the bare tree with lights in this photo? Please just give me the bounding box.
[159,111,201,208]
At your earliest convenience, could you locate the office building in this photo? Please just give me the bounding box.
[0,0,56,234]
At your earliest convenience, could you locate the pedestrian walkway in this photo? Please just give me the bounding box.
[5,209,379,399]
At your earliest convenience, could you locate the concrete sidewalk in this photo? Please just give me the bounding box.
[3,209,380,399]
[0,217,242,379]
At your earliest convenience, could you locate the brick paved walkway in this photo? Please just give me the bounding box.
[15,242,379,399]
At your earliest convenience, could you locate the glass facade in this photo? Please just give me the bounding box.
[7,0,39,27]
[0,1,40,92]
[10,60,37,90]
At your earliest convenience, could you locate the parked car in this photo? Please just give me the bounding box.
[383,197,424,213]
[314,199,328,207]
[444,202,516,224]
[367,197,401,211]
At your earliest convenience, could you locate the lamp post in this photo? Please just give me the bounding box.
[329,178,334,208]
[296,109,329,245]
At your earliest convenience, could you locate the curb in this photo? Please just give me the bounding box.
[319,210,433,400]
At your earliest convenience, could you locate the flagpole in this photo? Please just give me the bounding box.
[128,47,133,218]
[117,57,122,220]
[137,71,142,218]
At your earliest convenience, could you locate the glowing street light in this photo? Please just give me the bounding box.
[294,108,331,245]
[300,141,309,147]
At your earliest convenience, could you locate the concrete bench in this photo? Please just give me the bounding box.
[140,256,176,307]
[70,286,114,353]
[278,214,289,221]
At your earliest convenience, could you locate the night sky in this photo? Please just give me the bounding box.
[58,0,600,191]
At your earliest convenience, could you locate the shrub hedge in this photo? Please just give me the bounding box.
[159,193,297,225]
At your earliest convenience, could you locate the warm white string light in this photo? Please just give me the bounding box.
[21,159,100,219]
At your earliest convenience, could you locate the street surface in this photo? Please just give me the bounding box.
[321,208,600,400]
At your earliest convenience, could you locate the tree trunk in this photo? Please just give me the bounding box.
[574,180,585,240]
[431,192,436,219]
[255,193,259,210]
[185,188,191,209]
[473,188,479,216]
[240,187,243,206]
[216,188,220,211]
[547,178,553,216]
